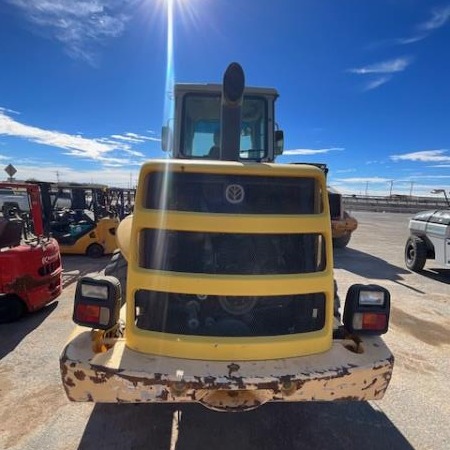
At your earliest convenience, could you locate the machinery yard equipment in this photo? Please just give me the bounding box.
[0,182,62,323]
[60,63,393,411]
[40,184,119,258]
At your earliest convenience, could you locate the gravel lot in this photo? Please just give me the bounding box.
[1,211,449,450]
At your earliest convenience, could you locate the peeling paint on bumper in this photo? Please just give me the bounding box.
[60,327,393,412]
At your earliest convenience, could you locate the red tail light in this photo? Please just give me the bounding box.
[73,276,121,330]
[343,284,390,335]
[75,304,101,323]
[352,312,388,332]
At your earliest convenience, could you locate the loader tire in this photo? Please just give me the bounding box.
[405,236,427,272]
[105,251,128,303]
[333,279,341,320]
[332,212,354,249]
[333,232,352,249]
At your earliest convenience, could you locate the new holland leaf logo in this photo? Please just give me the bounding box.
[225,184,245,204]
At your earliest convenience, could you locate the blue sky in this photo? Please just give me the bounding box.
[1,0,449,196]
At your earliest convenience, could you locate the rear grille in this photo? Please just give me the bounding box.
[144,172,320,214]
[140,230,326,274]
[135,290,326,337]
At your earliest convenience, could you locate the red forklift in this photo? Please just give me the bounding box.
[0,182,63,323]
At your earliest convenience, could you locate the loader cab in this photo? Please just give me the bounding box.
[162,84,284,162]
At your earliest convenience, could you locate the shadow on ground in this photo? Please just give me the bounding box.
[334,247,425,294]
[0,301,58,360]
[78,401,413,450]
[417,268,450,285]
[391,305,450,347]
[61,255,111,289]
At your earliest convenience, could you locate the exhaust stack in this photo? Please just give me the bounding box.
[220,63,245,161]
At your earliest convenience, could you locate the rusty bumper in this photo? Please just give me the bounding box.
[60,327,393,412]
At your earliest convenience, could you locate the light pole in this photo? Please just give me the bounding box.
[388,180,394,197]
[431,189,449,207]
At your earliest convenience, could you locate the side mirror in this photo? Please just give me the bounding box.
[161,126,171,152]
[275,130,284,155]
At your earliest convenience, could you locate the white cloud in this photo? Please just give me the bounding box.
[122,149,146,157]
[406,174,450,179]
[396,35,428,45]
[349,57,412,75]
[283,147,344,156]
[0,108,154,165]
[395,6,450,46]
[96,138,145,157]
[336,177,391,184]
[335,168,356,174]
[5,163,139,187]
[364,76,392,91]
[419,5,450,31]
[1,110,114,157]
[0,107,20,115]
[111,132,162,144]
[390,150,450,162]
[7,0,136,63]
[125,132,161,142]
[348,57,412,90]
[111,134,145,144]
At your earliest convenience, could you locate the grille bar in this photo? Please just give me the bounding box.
[144,172,321,214]
[139,230,325,275]
[135,290,326,337]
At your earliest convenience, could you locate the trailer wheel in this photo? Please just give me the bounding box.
[105,251,128,303]
[86,243,104,258]
[405,236,427,272]
[0,296,25,323]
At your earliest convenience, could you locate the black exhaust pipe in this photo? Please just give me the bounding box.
[220,63,245,161]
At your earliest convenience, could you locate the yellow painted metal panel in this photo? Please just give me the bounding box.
[138,159,328,178]
[127,321,333,361]
[133,211,330,234]
[127,269,333,296]
[122,159,334,361]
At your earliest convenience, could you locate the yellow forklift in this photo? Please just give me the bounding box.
[41,183,119,258]
[104,187,135,220]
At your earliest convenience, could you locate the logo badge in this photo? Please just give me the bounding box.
[225,184,245,204]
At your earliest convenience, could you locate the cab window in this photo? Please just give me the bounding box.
[181,94,268,160]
